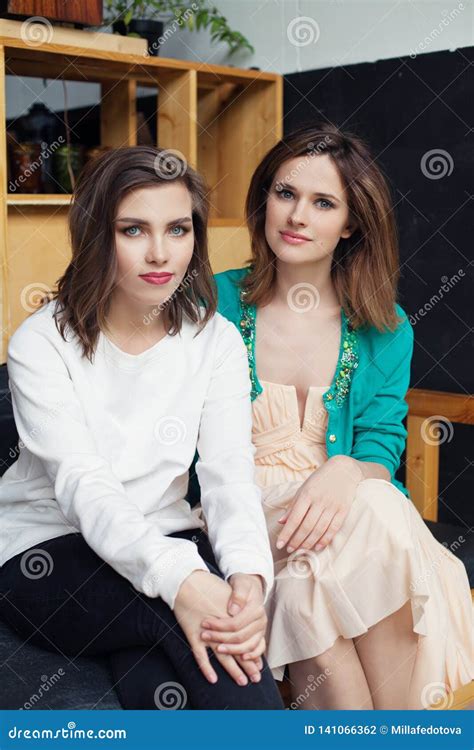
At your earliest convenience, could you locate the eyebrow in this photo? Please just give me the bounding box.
[114,216,193,225]
[275,182,339,202]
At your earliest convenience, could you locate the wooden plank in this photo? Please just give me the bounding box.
[197,85,222,217]
[406,414,439,521]
[101,79,137,148]
[7,194,71,205]
[6,205,70,337]
[0,36,280,82]
[5,1,102,26]
[0,18,147,54]
[208,224,250,273]
[216,79,282,219]
[407,388,474,425]
[158,69,197,168]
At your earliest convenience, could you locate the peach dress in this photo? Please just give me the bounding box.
[253,379,473,704]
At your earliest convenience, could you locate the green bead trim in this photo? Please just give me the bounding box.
[238,288,358,406]
[330,322,359,407]
[239,289,262,401]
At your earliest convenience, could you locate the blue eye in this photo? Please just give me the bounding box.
[316,198,334,209]
[170,225,189,237]
[277,188,294,200]
[123,225,141,237]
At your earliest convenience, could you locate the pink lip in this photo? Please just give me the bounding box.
[139,273,174,286]
[279,230,311,244]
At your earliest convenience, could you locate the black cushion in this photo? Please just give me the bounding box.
[0,617,120,710]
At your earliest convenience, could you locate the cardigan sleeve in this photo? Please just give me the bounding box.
[350,315,414,479]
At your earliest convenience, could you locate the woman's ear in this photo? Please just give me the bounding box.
[340,216,358,239]
[340,225,354,239]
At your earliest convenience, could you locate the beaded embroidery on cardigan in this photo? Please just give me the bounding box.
[238,288,359,406]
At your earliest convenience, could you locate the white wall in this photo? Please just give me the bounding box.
[160,0,472,72]
[6,0,473,118]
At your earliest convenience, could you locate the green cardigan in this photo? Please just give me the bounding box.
[214,266,414,498]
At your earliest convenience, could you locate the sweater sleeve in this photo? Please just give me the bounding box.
[351,316,414,478]
[7,320,208,609]
[195,318,274,603]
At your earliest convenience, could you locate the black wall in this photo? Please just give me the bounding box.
[284,47,473,526]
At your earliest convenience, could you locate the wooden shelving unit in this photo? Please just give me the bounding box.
[0,34,283,360]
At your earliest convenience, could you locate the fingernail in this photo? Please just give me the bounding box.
[238,676,248,686]
[209,674,217,684]
[201,632,211,640]
[202,621,210,628]
[218,645,228,653]
[315,543,324,551]
[287,546,294,553]
[250,674,261,683]
[276,540,284,549]
[229,603,240,615]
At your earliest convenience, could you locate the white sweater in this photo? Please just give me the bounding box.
[0,301,274,609]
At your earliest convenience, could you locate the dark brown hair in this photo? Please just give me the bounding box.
[53,146,216,360]
[244,123,402,331]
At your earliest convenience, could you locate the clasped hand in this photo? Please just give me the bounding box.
[174,570,267,686]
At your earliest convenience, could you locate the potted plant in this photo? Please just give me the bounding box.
[104,0,254,57]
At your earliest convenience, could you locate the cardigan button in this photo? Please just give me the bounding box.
[329,433,337,443]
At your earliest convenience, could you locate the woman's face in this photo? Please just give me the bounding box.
[113,182,195,307]
[264,152,354,265]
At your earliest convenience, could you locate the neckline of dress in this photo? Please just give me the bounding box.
[259,380,331,432]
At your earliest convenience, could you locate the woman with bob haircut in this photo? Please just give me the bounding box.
[199,124,473,709]
[0,146,285,711]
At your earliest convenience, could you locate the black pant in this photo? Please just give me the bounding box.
[0,529,284,710]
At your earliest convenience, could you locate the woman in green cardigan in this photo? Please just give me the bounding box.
[200,124,473,709]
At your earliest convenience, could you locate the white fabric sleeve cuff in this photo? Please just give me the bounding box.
[219,554,274,605]
[141,543,209,609]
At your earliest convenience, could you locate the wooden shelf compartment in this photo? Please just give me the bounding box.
[0,35,282,360]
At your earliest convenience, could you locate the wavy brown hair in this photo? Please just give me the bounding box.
[243,123,402,331]
[53,146,216,360]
